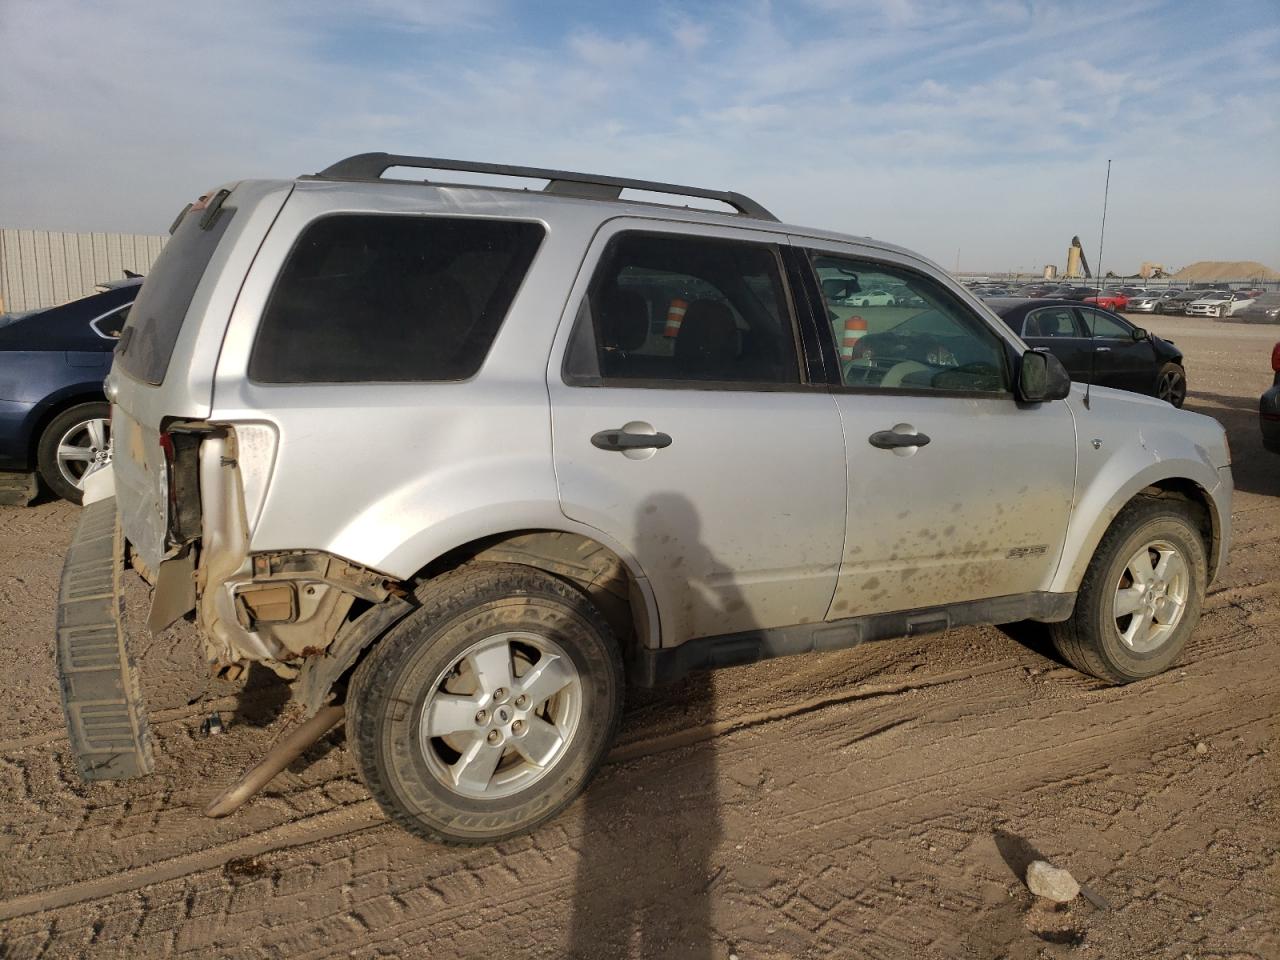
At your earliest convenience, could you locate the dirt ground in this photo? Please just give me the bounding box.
[0,315,1277,959]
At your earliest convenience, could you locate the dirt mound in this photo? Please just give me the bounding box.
[1174,260,1280,281]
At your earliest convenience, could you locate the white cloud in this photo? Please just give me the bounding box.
[568,31,651,69]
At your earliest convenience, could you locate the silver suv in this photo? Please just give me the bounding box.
[56,154,1233,844]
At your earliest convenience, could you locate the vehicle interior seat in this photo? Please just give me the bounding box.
[598,287,650,376]
[399,272,475,375]
[675,300,739,380]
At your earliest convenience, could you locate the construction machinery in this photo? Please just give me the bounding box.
[1065,236,1092,279]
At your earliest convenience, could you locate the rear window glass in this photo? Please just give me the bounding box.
[249,214,544,383]
[116,206,234,385]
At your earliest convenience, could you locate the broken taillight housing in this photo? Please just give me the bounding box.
[158,428,205,545]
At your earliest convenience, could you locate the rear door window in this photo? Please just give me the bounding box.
[116,206,234,384]
[250,214,544,383]
[1023,307,1080,338]
[563,231,801,386]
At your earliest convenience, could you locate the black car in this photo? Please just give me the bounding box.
[1261,342,1280,454]
[1156,290,1203,314]
[988,298,1187,406]
[1059,285,1100,300]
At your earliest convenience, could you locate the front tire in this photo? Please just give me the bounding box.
[36,401,111,504]
[1051,498,1207,684]
[1155,362,1187,408]
[347,562,623,844]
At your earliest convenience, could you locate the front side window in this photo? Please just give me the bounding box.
[811,253,1009,393]
[565,232,800,386]
[1080,309,1131,339]
[250,214,544,383]
[1023,307,1079,339]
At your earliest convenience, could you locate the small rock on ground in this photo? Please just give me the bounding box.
[1026,859,1080,903]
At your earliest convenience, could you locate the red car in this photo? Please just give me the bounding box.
[1084,289,1129,311]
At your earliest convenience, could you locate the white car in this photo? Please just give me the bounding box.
[845,289,897,306]
[1186,291,1255,318]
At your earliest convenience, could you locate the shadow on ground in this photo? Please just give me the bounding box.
[569,492,731,960]
[1184,391,1277,497]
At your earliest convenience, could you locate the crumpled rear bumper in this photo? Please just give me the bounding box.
[55,495,154,780]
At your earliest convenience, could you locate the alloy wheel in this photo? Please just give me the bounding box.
[1156,369,1186,406]
[56,418,111,491]
[1112,539,1190,653]
[419,632,582,799]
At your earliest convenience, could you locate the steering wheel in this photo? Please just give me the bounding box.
[880,360,931,388]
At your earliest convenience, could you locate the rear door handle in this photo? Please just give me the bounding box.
[1094,345,1111,352]
[591,428,673,452]
[868,428,930,450]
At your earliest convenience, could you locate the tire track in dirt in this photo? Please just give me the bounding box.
[0,801,385,922]
[2,605,1265,924]
[0,690,285,754]
[4,636,1269,934]
[0,659,1015,919]
[608,658,1017,762]
[64,638,1270,960]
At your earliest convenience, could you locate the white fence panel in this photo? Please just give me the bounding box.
[0,228,167,313]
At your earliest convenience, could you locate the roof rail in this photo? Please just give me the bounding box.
[312,152,779,222]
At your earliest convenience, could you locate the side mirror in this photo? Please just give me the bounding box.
[1018,349,1071,402]
[1131,326,1148,341]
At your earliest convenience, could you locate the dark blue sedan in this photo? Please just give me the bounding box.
[0,280,140,502]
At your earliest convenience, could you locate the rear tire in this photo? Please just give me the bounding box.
[36,401,111,504]
[1051,498,1206,684]
[347,562,623,844]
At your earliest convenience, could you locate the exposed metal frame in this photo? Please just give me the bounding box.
[310,152,779,222]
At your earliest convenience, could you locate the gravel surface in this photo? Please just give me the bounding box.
[0,315,1277,959]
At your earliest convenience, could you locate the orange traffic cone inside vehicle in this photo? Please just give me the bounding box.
[840,316,867,360]
[664,297,689,337]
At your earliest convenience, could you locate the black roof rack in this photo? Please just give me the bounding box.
[312,152,778,222]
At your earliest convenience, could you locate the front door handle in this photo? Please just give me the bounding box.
[591,428,673,452]
[868,427,931,450]
[1094,345,1112,352]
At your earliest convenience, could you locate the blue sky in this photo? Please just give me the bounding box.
[1,0,1277,273]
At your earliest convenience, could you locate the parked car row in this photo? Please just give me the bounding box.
[963,280,1270,318]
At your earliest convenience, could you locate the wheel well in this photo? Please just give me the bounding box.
[1137,479,1218,570]
[418,530,650,667]
[26,392,107,465]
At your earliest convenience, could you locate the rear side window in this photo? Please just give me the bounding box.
[250,215,544,383]
[1023,307,1080,338]
[116,206,234,385]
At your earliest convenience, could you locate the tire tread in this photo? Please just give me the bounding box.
[346,561,623,845]
[1051,496,1204,684]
